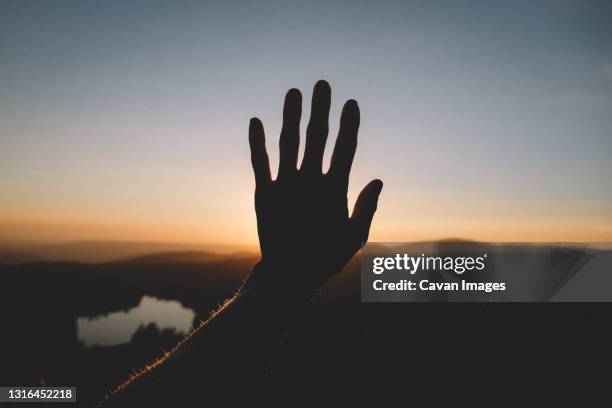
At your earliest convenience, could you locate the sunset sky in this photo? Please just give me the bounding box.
[1,0,611,246]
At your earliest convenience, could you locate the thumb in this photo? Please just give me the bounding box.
[350,179,383,246]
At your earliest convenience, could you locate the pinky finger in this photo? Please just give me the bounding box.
[249,117,271,187]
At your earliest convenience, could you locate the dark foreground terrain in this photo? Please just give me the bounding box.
[0,245,610,407]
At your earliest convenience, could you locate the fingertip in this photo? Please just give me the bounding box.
[250,117,264,133]
[283,89,302,120]
[249,117,264,143]
[315,79,331,91]
[286,88,302,100]
[363,179,383,198]
[314,80,331,101]
[342,99,360,119]
[373,179,383,194]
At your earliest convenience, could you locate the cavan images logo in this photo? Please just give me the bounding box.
[368,253,507,294]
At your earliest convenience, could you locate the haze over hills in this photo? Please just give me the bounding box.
[1,238,606,265]
[0,249,43,264]
[116,250,259,265]
[0,240,258,264]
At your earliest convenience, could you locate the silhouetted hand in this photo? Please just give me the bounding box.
[245,80,383,301]
[103,80,382,407]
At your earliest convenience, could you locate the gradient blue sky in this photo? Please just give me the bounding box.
[1,0,611,244]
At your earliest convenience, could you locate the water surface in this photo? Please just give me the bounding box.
[77,295,195,347]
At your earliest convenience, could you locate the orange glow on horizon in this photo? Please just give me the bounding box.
[2,208,611,247]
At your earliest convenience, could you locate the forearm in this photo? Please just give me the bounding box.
[101,262,309,407]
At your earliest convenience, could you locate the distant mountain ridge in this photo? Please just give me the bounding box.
[118,250,253,264]
[0,249,42,264]
[0,240,258,264]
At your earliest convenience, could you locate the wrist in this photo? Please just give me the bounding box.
[240,260,320,308]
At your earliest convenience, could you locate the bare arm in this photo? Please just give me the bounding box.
[101,80,382,406]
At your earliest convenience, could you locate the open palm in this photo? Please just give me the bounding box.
[246,80,383,298]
